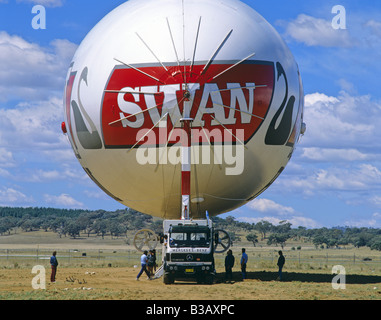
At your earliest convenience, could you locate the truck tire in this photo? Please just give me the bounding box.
[163,273,174,285]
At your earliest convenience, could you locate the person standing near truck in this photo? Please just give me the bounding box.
[277,250,285,281]
[136,250,151,280]
[224,249,235,283]
[240,248,248,280]
[50,251,58,283]
[147,250,156,278]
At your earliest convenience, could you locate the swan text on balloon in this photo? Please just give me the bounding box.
[101,62,274,148]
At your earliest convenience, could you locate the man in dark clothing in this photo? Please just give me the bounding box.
[50,251,58,283]
[277,250,285,281]
[224,249,235,282]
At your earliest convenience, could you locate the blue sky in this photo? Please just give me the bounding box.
[0,0,380,228]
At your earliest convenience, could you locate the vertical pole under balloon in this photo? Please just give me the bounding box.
[180,96,192,220]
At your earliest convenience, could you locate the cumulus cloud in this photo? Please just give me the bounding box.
[0,32,77,102]
[279,164,381,196]
[0,187,33,205]
[234,88,381,227]
[44,193,84,208]
[281,14,354,47]
[301,148,369,162]
[0,97,66,150]
[273,90,381,207]
[303,92,381,149]
[248,198,295,215]
[241,198,320,229]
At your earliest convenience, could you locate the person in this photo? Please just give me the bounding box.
[147,250,156,278]
[224,249,235,283]
[50,251,58,283]
[240,248,248,280]
[136,250,151,280]
[277,250,285,281]
[152,249,158,272]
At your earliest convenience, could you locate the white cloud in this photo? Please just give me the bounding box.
[370,196,381,208]
[288,91,381,198]
[301,148,369,162]
[0,187,33,205]
[16,0,64,7]
[243,198,320,228]
[366,20,381,37]
[303,92,381,149]
[84,189,110,200]
[337,79,357,95]
[0,148,15,167]
[281,14,354,47]
[0,97,66,150]
[279,164,381,195]
[44,193,84,208]
[304,92,339,105]
[0,168,11,177]
[238,215,320,229]
[248,198,295,215]
[28,169,61,182]
[344,213,381,228]
[0,32,77,102]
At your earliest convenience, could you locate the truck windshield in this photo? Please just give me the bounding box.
[169,227,210,248]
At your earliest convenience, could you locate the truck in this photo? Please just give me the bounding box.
[161,218,229,284]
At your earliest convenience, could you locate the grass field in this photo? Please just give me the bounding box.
[0,230,380,300]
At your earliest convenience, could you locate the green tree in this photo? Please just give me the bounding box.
[254,221,273,240]
[246,233,258,247]
[267,234,289,249]
[94,220,108,239]
[369,236,381,251]
[64,221,81,239]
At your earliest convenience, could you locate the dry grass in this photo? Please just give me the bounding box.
[1,230,381,300]
[1,265,381,300]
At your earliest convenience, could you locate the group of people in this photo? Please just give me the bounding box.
[136,249,157,280]
[48,248,285,283]
[48,249,158,283]
[224,248,285,282]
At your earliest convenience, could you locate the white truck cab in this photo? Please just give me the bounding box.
[162,219,215,284]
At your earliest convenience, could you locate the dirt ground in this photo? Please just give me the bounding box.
[1,265,381,300]
[1,231,381,300]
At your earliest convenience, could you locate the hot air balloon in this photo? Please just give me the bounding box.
[62,0,306,283]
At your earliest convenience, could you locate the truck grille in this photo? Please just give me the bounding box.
[168,253,213,262]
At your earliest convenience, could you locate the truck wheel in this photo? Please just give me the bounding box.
[205,275,214,284]
[196,276,204,284]
[163,273,174,285]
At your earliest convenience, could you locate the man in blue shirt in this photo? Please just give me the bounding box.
[240,248,248,280]
[136,250,151,280]
[50,251,58,283]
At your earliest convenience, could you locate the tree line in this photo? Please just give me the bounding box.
[211,216,381,251]
[0,207,158,240]
[1,207,381,251]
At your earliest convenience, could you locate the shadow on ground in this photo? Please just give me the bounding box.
[216,271,381,284]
